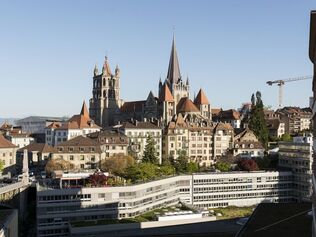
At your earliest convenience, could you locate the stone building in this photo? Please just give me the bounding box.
[233,129,264,158]
[53,136,103,170]
[0,134,17,176]
[89,37,212,127]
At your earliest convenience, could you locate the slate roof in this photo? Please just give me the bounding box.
[18,143,57,153]
[88,130,128,145]
[120,100,145,113]
[166,36,181,84]
[55,136,102,153]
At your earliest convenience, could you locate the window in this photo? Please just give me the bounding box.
[79,147,84,152]
[80,164,84,169]
[69,155,74,161]
[80,155,84,161]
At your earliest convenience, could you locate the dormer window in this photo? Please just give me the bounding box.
[68,147,74,152]
[58,147,63,152]
[90,147,95,152]
[79,147,84,152]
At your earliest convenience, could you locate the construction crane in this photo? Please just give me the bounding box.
[266,75,312,108]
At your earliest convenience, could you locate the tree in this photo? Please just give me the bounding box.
[237,159,259,171]
[249,91,269,147]
[0,160,4,173]
[159,165,176,176]
[215,162,230,172]
[88,172,108,187]
[45,158,74,175]
[174,150,188,173]
[186,162,199,174]
[101,154,134,176]
[125,163,157,182]
[280,133,292,142]
[142,135,159,164]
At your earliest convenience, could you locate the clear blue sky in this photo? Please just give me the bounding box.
[0,0,315,118]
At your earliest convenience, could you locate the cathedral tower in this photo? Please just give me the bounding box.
[89,57,122,127]
[164,36,190,104]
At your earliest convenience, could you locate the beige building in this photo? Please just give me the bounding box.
[233,129,265,158]
[266,118,285,138]
[88,130,129,158]
[0,135,17,176]
[213,122,234,158]
[53,136,103,170]
[115,120,162,163]
[163,113,214,166]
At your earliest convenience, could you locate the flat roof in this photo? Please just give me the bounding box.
[236,202,312,237]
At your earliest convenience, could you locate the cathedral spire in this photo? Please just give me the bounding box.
[102,56,112,76]
[166,35,181,84]
[94,64,99,77]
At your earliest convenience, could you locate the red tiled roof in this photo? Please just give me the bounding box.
[211,108,222,115]
[177,97,200,113]
[194,89,209,105]
[159,83,174,102]
[55,102,101,130]
[0,135,17,149]
[120,100,145,113]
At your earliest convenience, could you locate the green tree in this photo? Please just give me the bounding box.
[280,133,292,142]
[0,160,4,173]
[174,150,188,173]
[249,91,269,147]
[125,163,157,182]
[186,162,199,174]
[159,165,176,176]
[142,135,158,164]
[215,162,230,172]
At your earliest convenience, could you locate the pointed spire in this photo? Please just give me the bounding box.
[94,64,99,77]
[115,65,120,76]
[166,36,181,84]
[194,89,210,105]
[80,101,90,118]
[102,56,112,76]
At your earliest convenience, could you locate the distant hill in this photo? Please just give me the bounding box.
[0,118,20,126]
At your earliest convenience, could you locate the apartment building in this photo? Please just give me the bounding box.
[213,122,234,158]
[45,102,101,146]
[279,133,313,202]
[233,129,264,158]
[276,107,312,135]
[0,135,17,176]
[87,130,129,158]
[52,136,103,170]
[114,120,162,163]
[37,171,293,237]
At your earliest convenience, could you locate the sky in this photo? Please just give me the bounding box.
[0,0,315,118]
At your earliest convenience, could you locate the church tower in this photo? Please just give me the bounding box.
[164,36,190,105]
[89,57,122,127]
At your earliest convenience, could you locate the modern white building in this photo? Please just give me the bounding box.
[279,133,313,202]
[6,133,34,149]
[37,171,293,237]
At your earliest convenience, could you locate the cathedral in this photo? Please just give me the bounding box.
[89,37,212,127]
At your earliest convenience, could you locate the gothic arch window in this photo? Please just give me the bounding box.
[103,78,105,87]
[113,90,116,98]
[113,79,115,87]
[94,80,97,88]
[103,90,107,98]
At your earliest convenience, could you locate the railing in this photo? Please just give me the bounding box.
[0,181,24,195]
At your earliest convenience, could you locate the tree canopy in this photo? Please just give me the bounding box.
[237,159,259,171]
[45,158,73,175]
[215,161,230,172]
[142,135,159,164]
[249,91,269,147]
[0,160,4,173]
[101,154,134,176]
